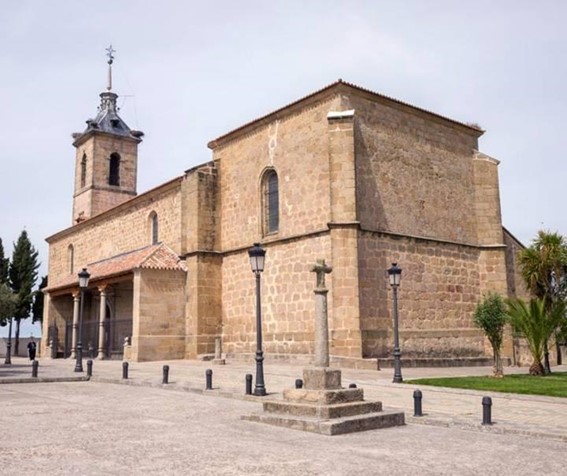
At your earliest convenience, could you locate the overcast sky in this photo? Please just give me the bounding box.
[1,1,566,334]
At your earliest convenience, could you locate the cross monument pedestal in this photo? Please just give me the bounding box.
[243,259,405,435]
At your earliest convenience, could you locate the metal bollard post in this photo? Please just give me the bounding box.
[205,369,213,390]
[245,374,253,395]
[31,360,39,378]
[162,365,169,384]
[482,396,493,425]
[86,359,93,378]
[122,361,129,380]
[295,379,303,389]
[349,383,357,389]
[413,389,423,417]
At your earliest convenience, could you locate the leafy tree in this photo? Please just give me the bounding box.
[506,298,564,375]
[0,283,16,326]
[474,293,507,377]
[32,275,48,324]
[0,238,9,285]
[518,231,567,369]
[9,230,39,355]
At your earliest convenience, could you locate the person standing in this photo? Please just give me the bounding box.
[27,337,37,361]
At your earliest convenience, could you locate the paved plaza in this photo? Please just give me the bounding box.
[1,357,567,475]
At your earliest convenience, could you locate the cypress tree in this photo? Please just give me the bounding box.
[0,238,9,284]
[9,230,40,355]
[32,275,48,324]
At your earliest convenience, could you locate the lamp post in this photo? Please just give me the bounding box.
[248,243,267,396]
[74,268,90,372]
[4,318,12,365]
[387,262,403,383]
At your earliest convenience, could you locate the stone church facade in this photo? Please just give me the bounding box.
[42,75,524,366]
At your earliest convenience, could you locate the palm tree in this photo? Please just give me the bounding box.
[518,231,567,368]
[506,298,564,375]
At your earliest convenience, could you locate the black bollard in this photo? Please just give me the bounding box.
[482,396,492,425]
[162,365,169,384]
[349,383,357,389]
[86,359,93,378]
[295,379,303,389]
[245,374,253,395]
[122,361,129,380]
[31,360,39,378]
[205,369,213,390]
[413,389,423,417]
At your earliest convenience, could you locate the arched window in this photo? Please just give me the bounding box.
[262,169,279,234]
[67,244,74,274]
[80,154,87,188]
[109,152,121,186]
[149,211,159,244]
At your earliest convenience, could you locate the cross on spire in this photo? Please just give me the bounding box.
[106,45,115,65]
[105,45,115,91]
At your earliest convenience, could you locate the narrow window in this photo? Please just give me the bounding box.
[109,152,121,186]
[68,244,74,274]
[149,212,159,244]
[263,169,279,234]
[80,154,87,188]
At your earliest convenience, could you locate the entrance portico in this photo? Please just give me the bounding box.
[42,243,187,362]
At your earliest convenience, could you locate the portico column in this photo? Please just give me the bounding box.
[71,292,80,359]
[97,285,107,359]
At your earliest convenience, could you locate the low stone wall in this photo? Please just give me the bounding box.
[0,337,42,358]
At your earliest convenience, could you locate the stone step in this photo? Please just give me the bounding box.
[263,400,383,419]
[242,409,405,436]
[283,387,364,405]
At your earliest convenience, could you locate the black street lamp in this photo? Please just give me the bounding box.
[74,268,90,372]
[4,318,13,365]
[248,243,267,396]
[387,263,403,383]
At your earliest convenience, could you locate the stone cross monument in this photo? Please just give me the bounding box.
[242,258,405,435]
[311,259,332,367]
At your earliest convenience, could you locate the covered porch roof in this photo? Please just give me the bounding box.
[45,243,187,294]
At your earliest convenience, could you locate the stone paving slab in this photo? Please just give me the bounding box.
[1,381,566,475]
[2,357,567,443]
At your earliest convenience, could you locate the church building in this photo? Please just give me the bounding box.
[42,54,526,367]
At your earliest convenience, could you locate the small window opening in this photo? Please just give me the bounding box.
[109,152,120,186]
[263,169,279,234]
[80,154,87,188]
[150,212,159,245]
[68,244,74,274]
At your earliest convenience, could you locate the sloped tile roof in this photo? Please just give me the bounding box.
[207,79,483,149]
[46,243,186,292]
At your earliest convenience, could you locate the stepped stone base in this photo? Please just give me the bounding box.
[242,367,404,436]
[243,409,405,436]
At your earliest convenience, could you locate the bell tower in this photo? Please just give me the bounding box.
[71,46,144,224]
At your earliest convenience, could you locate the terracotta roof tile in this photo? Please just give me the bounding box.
[46,243,186,292]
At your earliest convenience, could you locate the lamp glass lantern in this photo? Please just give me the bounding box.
[248,243,266,273]
[387,263,402,287]
[78,268,91,289]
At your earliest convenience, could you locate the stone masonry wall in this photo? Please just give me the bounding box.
[213,97,342,250]
[358,231,487,359]
[48,180,183,284]
[352,94,481,244]
[73,134,139,222]
[133,268,186,361]
[221,234,332,357]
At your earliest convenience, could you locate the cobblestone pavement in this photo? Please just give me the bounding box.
[2,357,567,446]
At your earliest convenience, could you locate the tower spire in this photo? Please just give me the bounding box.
[106,44,115,91]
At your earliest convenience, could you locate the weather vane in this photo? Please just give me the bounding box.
[105,45,115,91]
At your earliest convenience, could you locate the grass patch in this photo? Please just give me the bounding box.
[406,372,567,398]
